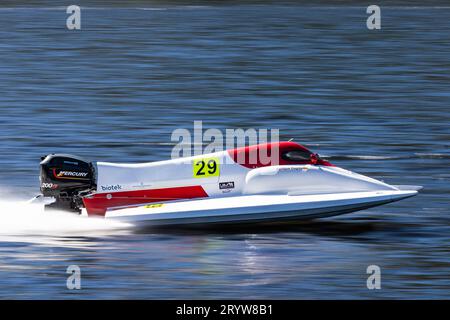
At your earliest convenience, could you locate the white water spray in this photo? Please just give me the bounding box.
[0,192,131,238]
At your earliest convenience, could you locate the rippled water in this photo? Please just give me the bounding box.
[0,2,449,299]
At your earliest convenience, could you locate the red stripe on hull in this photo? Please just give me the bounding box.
[82,185,208,216]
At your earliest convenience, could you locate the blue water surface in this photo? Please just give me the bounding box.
[0,2,449,299]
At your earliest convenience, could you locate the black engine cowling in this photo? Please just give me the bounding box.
[40,154,95,213]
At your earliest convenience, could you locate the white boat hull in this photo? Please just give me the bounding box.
[41,142,420,223]
[104,189,418,226]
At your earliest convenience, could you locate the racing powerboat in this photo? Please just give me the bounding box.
[38,141,420,226]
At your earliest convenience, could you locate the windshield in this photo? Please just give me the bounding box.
[281,150,312,162]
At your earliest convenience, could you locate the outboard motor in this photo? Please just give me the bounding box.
[40,154,96,213]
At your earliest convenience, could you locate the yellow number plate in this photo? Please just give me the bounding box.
[193,157,220,178]
[144,203,164,209]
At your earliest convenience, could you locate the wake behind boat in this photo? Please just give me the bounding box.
[38,141,420,226]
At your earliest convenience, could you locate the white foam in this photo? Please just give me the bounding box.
[0,197,131,238]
